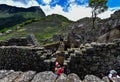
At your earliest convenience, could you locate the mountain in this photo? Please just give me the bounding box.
[22,14,72,43]
[0,4,45,30]
[0,4,119,45]
[0,14,72,44]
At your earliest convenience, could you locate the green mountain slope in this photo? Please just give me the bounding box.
[0,4,45,30]
[0,14,72,44]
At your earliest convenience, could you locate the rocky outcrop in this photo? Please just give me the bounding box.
[97,16,120,43]
[63,10,120,46]
[97,27,120,43]
[111,10,120,18]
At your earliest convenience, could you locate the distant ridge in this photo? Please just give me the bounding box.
[0,4,45,14]
[0,4,46,30]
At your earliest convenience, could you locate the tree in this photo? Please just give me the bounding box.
[89,0,108,41]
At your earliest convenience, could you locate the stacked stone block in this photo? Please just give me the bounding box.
[63,39,120,79]
[0,36,38,46]
[0,46,48,72]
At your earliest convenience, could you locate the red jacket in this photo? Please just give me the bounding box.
[57,67,64,75]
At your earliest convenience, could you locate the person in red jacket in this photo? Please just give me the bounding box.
[54,64,64,81]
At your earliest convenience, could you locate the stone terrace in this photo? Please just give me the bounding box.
[0,46,48,72]
[0,37,120,80]
[63,39,120,79]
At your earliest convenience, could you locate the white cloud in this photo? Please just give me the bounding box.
[0,0,39,8]
[0,0,14,5]
[40,4,92,21]
[69,0,75,3]
[98,7,120,19]
[42,0,51,4]
[0,0,119,21]
[28,0,40,7]
[98,10,114,19]
[40,3,119,21]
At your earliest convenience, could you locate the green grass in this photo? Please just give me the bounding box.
[0,14,72,44]
[0,13,12,18]
[17,28,26,32]
[0,31,28,41]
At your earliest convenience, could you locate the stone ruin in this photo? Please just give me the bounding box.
[43,39,120,79]
[0,35,120,81]
[0,46,48,72]
[0,35,50,72]
[63,39,120,79]
[0,34,39,46]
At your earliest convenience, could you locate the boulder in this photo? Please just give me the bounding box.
[102,76,110,82]
[83,75,104,82]
[31,71,56,82]
[56,73,67,82]
[0,71,22,82]
[66,73,81,82]
[109,78,120,82]
[14,71,36,82]
[0,70,15,79]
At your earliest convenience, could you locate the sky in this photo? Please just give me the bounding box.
[0,0,120,21]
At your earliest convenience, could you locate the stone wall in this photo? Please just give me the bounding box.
[0,35,39,46]
[63,39,120,79]
[0,46,48,72]
[0,38,120,79]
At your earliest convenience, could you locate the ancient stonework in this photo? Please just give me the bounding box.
[0,34,39,46]
[0,39,120,80]
[0,34,120,82]
[63,39,120,79]
[0,46,48,72]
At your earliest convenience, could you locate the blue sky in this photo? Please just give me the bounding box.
[107,0,120,8]
[0,0,120,21]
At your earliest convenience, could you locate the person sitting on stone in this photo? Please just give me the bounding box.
[108,70,120,82]
[108,70,120,78]
[54,65,60,81]
[54,64,64,81]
